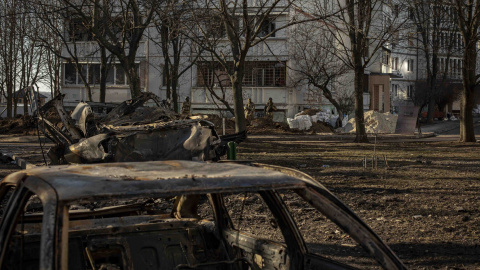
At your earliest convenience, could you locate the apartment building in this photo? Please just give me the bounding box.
[62,1,471,121]
[390,4,465,115]
[60,5,319,120]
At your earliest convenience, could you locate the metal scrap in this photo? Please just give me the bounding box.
[35,93,245,164]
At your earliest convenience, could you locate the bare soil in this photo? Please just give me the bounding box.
[236,135,480,269]
[1,131,479,269]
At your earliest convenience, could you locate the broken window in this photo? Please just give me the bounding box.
[2,192,43,270]
[279,190,379,269]
[222,192,285,243]
[64,63,130,86]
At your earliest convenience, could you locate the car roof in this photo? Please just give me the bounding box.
[4,160,311,203]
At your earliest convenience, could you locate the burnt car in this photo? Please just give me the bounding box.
[34,92,244,164]
[0,161,406,270]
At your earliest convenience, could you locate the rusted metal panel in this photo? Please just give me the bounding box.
[21,161,306,202]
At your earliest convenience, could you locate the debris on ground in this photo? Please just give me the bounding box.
[342,111,398,134]
[34,93,245,164]
[288,110,343,132]
[295,108,322,116]
[0,115,37,135]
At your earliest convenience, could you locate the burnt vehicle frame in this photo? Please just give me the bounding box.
[29,91,243,164]
[0,161,406,270]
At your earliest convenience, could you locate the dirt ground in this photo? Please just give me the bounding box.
[236,135,480,269]
[0,129,479,269]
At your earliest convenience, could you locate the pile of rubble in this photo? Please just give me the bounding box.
[287,110,348,131]
[342,110,398,134]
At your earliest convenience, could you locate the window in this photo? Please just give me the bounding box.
[251,62,286,87]
[363,38,370,57]
[392,57,399,70]
[88,64,101,85]
[65,63,77,85]
[408,32,415,47]
[2,190,44,270]
[196,61,286,87]
[68,18,93,42]
[408,8,415,20]
[382,50,390,65]
[407,85,414,98]
[196,62,231,87]
[223,192,285,243]
[64,63,132,86]
[258,17,276,37]
[407,59,414,72]
[115,65,126,85]
[392,84,398,97]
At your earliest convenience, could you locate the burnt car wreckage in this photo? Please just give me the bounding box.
[0,161,407,270]
[35,92,244,164]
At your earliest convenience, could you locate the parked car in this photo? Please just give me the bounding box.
[0,161,406,270]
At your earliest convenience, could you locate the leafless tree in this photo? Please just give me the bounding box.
[0,0,44,117]
[32,0,95,101]
[311,0,405,142]
[289,20,352,127]
[406,0,460,123]
[60,0,156,98]
[196,58,235,115]
[185,0,322,133]
[151,2,200,111]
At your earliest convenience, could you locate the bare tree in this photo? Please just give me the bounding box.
[0,0,44,117]
[0,0,20,118]
[451,0,480,142]
[32,0,95,101]
[185,0,321,133]
[312,0,405,142]
[59,0,156,98]
[290,20,352,127]
[406,0,460,123]
[151,2,200,111]
[196,58,235,115]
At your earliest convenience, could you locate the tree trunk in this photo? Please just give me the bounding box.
[231,72,246,133]
[459,91,476,142]
[172,77,179,112]
[459,43,477,142]
[23,97,28,116]
[99,47,107,103]
[126,62,142,98]
[354,67,368,143]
